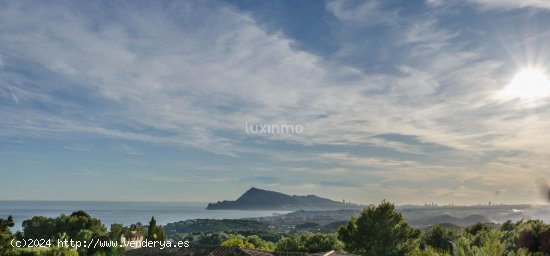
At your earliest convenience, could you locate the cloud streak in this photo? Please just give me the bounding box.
[0,0,549,204]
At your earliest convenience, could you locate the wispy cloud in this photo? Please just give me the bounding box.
[0,0,549,203]
[326,0,399,26]
[467,0,550,10]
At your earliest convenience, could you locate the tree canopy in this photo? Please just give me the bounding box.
[0,216,15,255]
[276,233,344,253]
[222,234,275,251]
[338,200,420,255]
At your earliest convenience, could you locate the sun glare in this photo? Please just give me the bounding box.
[504,68,550,100]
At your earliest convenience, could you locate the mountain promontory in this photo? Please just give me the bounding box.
[206,187,362,210]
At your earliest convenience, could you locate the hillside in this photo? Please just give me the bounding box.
[164,219,269,234]
[206,187,362,210]
[409,214,494,227]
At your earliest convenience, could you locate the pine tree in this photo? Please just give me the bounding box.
[147,216,158,241]
[338,200,420,255]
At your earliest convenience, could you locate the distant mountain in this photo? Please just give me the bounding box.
[410,214,494,227]
[206,187,362,210]
[460,214,493,226]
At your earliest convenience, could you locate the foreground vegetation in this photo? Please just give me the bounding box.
[3,200,550,255]
[0,212,165,256]
[186,201,550,256]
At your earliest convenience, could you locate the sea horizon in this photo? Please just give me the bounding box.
[0,200,292,233]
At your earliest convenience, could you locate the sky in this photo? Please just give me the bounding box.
[1,0,550,205]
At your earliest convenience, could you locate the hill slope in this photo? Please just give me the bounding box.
[206,187,361,210]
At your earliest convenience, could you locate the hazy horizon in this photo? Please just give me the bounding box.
[0,189,542,207]
[1,0,550,205]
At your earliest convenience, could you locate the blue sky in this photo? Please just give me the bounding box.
[1,0,550,204]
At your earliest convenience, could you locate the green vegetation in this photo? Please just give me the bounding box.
[338,200,421,255]
[222,234,276,251]
[320,221,349,232]
[168,201,550,255]
[21,211,106,240]
[2,212,166,256]
[275,233,344,253]
[422,224,462,252]
[236,230,283,243]
[178,232,225,246]
[6,201,550,255]
[146,217,166,241]
[164,219,268,235]
[21,211,109,256]
[408,220,550,256]
[1,215,15,255]
[215,232,344,253]
[294,222,321,232]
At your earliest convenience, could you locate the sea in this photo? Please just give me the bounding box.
[0,201,291,232]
